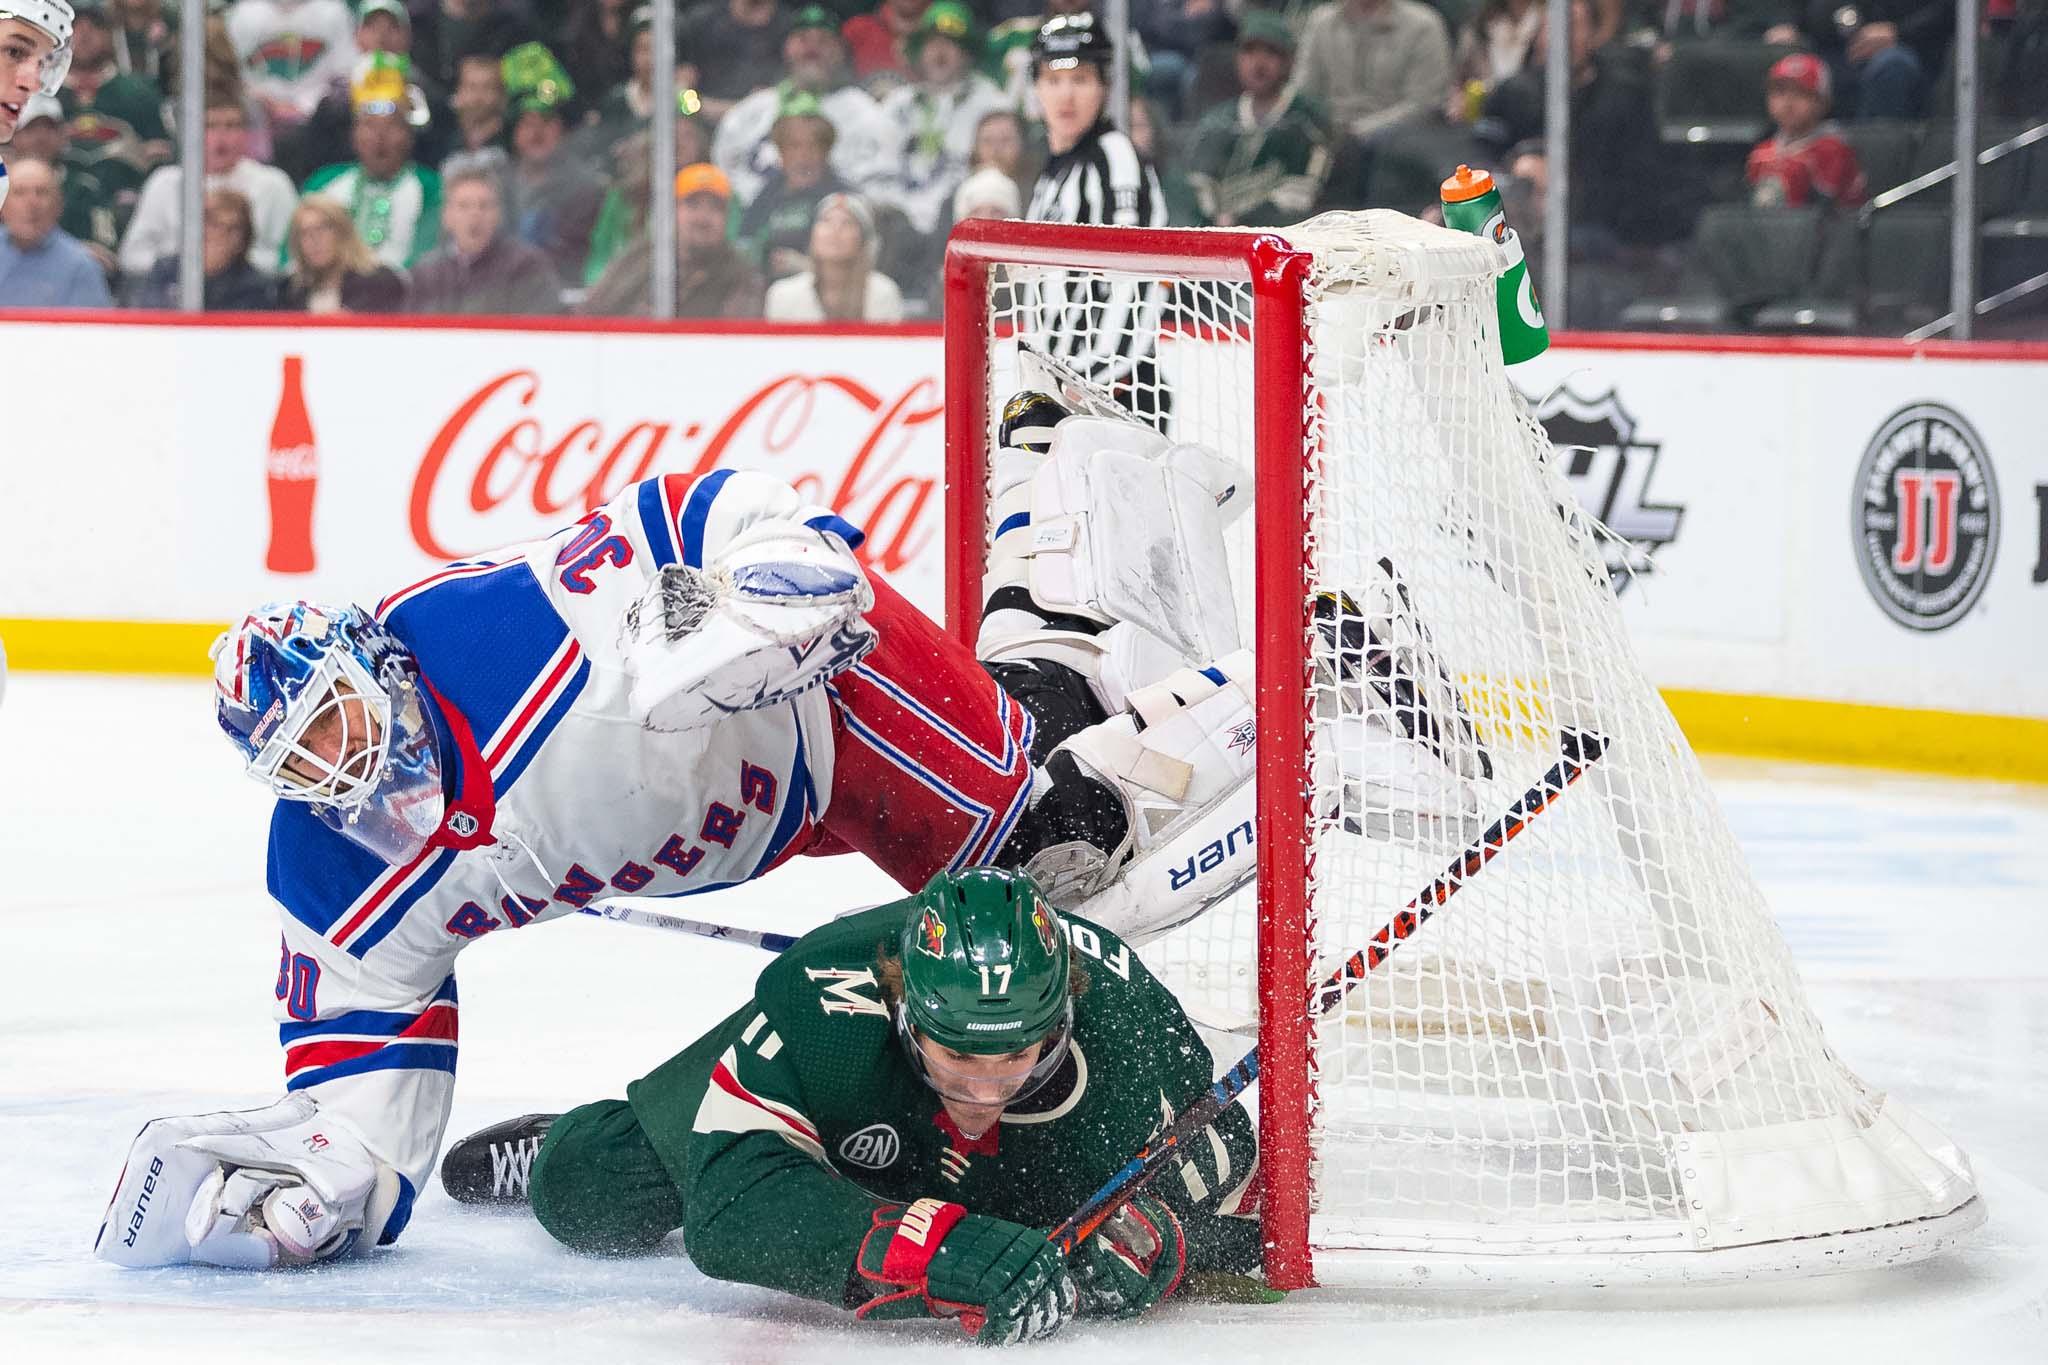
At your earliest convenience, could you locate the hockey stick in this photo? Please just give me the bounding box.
[1045,726,1608,1257]
[577,903,802,954]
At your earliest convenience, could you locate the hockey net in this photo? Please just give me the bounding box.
[943,213,1981,1288]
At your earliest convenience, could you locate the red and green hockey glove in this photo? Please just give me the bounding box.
[1067,1191,1188,1320]
[854,1198,1079,1345]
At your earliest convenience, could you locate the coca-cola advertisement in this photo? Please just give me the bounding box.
[61,324,959,623]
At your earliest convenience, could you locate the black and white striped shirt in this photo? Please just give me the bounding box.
[1025,118,1168,390]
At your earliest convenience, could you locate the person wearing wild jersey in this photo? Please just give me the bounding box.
[441,868,1262,1344]
[0,2,76,211]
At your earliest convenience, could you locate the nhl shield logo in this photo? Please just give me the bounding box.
[838,1123,901,1170]
[1852,403,1999,632]
[1527,386,1685,592]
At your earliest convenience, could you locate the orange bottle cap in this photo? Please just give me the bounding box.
[1440,164,1496,203]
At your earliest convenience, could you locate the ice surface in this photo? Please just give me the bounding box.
[4,676,2044,1363]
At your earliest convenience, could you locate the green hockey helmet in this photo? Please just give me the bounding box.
[896,868,1073,1100]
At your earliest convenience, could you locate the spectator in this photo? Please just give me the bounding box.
[1747,52,1866,209]
[304,54,444,270]
[1448,0,1543,120]
[713,6,893,205]
[1794,0,1947,120]
[678,0,793,119]
[1634,0,1800,46]
[446,50,513,160]
[1133,0,1236,120]
[987,0,1149,113]
[1127,95,1204,224]
[715,6,894,203]
[952,164,1021,222]
[1185,12,1334,227]
[62,5,118,102]
[874,2,1009,237]
[110,0,176,85]
[0,159,113,308]
[410,0,541,100]
[582,6,661,156]
[280,193,405,312]
[584,162,765,317]
[63,63,169,175]
[8,94,66,169]
[1481,0,1691,247]
[224,0,358,132]
[969,107,1034,201]
[560,0,637,103]
[287,0,425,182]
[8,97,113,272]
[765,191,905,319]
[583,98,713,284]
[120,93,298,286]
[737,96,853,278]
[406,153,563,314]
[135,187,282,310]
[501,43,604,281]
[1294,0,1452,145]
[842,0,929,83]
[50,90,155,272]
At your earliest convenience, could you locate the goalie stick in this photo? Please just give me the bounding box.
[577,903,801,954]
[1044,726,1609,1258]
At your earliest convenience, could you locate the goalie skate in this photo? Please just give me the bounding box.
[1313,564,1489,839]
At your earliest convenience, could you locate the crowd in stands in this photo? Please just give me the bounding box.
[0,0,2043,333]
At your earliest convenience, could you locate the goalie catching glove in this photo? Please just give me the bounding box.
[621,519,877,730]
[853,1199,1079,1345]
[94,1094,402,1270]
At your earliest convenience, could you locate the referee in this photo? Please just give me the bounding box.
[1024,13,1171,428]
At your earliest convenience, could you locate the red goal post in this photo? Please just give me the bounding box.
[945,219,1322,1286]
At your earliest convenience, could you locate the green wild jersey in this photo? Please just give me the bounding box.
[629,902,1262,1308]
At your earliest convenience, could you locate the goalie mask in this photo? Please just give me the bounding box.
[0,1,76,98]
[895,868,1073,1107]
[211,603,449,865]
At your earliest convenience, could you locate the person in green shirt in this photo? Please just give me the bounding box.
[1184,11,1334,227]
[302,53,442,271]
[442,867,1263,1345]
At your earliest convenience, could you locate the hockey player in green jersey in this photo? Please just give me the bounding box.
[441,867,1261,1344]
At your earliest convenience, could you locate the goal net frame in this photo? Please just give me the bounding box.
[941,216,1981,1291]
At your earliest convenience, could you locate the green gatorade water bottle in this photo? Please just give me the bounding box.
[1440,164,1549,365]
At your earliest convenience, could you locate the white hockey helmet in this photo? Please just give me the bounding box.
[0,1,75,98]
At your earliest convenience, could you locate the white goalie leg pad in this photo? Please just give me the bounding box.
[1023,650,1262,944]
[1020,418,1246,665]
[622,520,877,731]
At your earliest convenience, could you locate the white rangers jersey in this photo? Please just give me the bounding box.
[267,471,864,1240]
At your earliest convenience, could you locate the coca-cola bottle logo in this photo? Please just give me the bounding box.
[266,356,319,574]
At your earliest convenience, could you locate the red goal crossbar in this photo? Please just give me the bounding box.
[942,220,1320,1288]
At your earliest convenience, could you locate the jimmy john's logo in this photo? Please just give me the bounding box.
[1528,387,1684,592]
[838,1123,901,1170]
[1853,403,1999,632]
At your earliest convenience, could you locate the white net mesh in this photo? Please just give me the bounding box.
[970,212,1976,1271]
